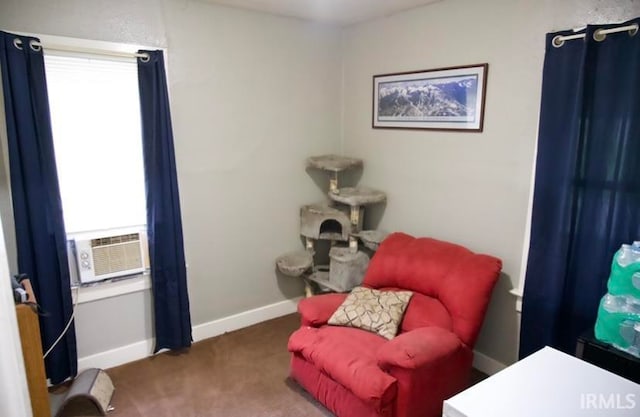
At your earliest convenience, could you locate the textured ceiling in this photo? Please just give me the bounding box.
[202,0,443,26]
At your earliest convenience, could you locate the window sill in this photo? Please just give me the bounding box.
[71,272,151,304]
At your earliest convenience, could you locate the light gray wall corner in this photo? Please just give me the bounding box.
[340,0,638,366]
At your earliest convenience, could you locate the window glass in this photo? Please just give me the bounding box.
[45,53,146,234]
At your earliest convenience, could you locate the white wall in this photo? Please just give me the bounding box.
[0,0,342,360]
[341,0,639,365]
[0,204,31,417]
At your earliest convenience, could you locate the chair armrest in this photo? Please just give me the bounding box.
[377,327,463,370]
[298,293,347,327]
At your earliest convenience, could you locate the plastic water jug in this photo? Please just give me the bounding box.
[595,294,640,358]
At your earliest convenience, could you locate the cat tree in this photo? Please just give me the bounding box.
[276,155,387,296]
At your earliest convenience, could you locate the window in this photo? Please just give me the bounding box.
[39,37,153,299]
[45,52,146,235]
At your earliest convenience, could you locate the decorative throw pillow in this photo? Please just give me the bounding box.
[328,286,413,340]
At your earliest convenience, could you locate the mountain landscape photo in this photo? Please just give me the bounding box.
[377,76,478,120]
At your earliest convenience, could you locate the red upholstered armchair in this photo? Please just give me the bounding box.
[288,232,502,417]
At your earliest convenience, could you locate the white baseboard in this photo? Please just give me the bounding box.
[77,297,301,371]
[78,338,155,372]
[473,350,508,376]
[78,297,508,378]
[192,297,300,342]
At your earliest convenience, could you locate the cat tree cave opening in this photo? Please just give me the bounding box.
[319,219,343,240]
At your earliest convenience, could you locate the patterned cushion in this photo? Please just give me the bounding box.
[328,287,413,340]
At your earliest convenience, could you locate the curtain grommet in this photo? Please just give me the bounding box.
[593,29,607,42]
[29,40,41,52]
[13,38,23,50]
[552,35,565,48]
[140,54,150,63]
[629,23,639,37]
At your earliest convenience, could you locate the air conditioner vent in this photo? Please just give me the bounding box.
[93,240,143,276]
[91,233,140,247]
[74,231,147,284]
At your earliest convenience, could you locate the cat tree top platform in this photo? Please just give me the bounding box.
[306,154,363,172]
[329,187,386,206]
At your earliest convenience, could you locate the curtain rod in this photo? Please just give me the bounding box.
[12,38,150,61]
[552,22,639,48]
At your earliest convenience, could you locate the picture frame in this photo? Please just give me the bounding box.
[372,63,488,132]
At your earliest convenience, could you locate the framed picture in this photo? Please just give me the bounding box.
[372,63,488,132]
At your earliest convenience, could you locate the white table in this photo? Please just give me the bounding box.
[443,346,640,417]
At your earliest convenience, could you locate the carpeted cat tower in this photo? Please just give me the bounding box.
[276,154,387,296]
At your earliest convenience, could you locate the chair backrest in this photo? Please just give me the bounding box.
[363,232,502,348]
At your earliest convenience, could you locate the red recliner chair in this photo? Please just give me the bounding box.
[288,232,502,417]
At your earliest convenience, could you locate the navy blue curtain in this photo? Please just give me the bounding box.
[520,18,640,358]
[137,50,192,352]
[0,31,76,383]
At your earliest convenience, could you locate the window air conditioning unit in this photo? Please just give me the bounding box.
[73,231,147,284]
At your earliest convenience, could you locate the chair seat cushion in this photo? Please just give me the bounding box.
[288,325,397,411]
